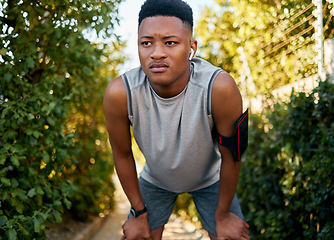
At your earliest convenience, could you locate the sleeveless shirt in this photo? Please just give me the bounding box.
[122,57,224,193]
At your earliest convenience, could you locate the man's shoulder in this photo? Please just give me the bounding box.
[211,71,242,114]
[104,76,127,105]
[103,76,129,127]
[106,75,124,92]
[212,72,236,92]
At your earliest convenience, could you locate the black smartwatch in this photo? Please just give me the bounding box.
[130,206,147,217]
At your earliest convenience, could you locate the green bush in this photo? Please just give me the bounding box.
[238,76,334,239]
[0,0,124,239]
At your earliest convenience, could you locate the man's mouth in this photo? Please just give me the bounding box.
[149,62,169,73]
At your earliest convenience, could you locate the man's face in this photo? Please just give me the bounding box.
[138,16,196,96]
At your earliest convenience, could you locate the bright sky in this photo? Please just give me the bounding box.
[114,0,215,70]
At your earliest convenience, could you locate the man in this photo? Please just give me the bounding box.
[103,0,250,239]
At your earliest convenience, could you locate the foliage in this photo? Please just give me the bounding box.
[238,76,334,239]
[196,0,334,95]
[0,0,125,239]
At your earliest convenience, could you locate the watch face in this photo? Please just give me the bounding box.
[130,208,136,217]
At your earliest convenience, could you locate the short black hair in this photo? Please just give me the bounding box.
[138,0,193,31]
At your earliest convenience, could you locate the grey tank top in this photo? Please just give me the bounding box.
[122,57,223,193]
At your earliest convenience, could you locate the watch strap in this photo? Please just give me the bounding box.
[130,206,147,217]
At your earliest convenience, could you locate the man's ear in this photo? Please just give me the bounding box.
[190,40,197,59]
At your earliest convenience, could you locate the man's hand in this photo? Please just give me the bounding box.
[215,212,250,240]
[121,214,152,240]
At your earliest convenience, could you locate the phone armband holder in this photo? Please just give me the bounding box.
[216,109,249,161]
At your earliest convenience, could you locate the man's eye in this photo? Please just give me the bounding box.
[141,41,152,46]
[166,41,177,46]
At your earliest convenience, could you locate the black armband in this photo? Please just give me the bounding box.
[216,109,249,161]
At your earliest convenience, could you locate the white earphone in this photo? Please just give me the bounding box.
[189,48,195,60]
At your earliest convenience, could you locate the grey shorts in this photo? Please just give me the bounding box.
[138,177,244,236]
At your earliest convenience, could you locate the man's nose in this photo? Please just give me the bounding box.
[150,44,167,59]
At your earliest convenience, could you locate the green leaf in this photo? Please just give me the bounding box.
[0,215,8,227]
[10,156,19,167]
[17,156,26,161]
[0,167,8,177]
[52,189,60,199]
[33,217,41,233]
[7,228,17,240]
[28,167,37,176]
[63,198,72,209]
[3,73,11,83]
[2,143,12,152]
[25,57,35,69]
[38,212,48,221]
[44,184,52,198]
[27,113,35,120]
[53,200,62,208]
[32,130,42,139]
[17,222,30,236]
[43,151,50,164]
[49,101,56,110]
[14,202,24,214]
[36,185,44,195]
[52,210,62,223]
[1,190,8,201]
[29,136,37,145]
[47,116,56,126]
[27,188,36,198]
[0,155,6,165]
[7,130,18,140]
[11,179,18,188]
[12,189,28,201]
[26,128,33,135]
[1,177,11,187]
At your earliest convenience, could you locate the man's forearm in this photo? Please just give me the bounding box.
[114,155,145,210]
[216,154,241,214]
[215,154,250,240]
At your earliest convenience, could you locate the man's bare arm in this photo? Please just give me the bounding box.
[103,76,145,210]
[211,72,250,240]
[103,76,151,239]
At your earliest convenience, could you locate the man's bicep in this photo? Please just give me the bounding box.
[103,76,132,157]
[211,72,243,138]
[211,73,243,162]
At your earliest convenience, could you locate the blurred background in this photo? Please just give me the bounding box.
[1,0,333,239]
